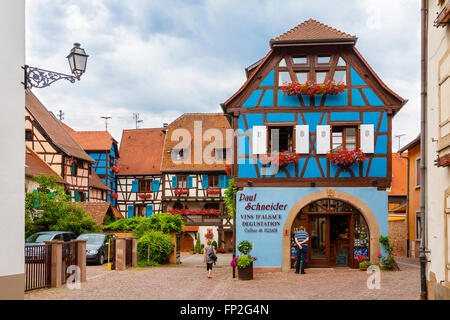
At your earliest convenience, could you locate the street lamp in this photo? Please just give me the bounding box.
[23,43,89,89]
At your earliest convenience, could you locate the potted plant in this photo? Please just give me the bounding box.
[217,246,225,254]
[231,240,258,280]
[259,151,300,168]
[356,254,371,271]
[378,236,400,271]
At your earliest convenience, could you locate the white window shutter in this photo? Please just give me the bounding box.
[360,124,374,153]
[295,125,309,154]
[252,126,267,155]
[316,125,331,154]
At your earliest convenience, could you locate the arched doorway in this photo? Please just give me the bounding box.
[289,199,370,268]
[281,189,381,272]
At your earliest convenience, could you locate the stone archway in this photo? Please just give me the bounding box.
[281,188,381,272]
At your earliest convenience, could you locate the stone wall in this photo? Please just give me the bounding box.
[388,219,406,256]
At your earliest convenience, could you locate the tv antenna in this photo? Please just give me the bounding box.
[101,116,112,131]
[57,110,64,121]
[133,113,143,129]
[395,134,406,150]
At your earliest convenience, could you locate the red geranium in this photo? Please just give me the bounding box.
[281,79,346,96]
[326,148,366,167]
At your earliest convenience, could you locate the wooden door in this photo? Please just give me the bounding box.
[307,215,329,267]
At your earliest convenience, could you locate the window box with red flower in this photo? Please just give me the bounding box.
[206,188,221,195]
[174,188,189,195]
[259,151,300,168]
[225,164,232,176]
[111,166,119,173]
[169,208,221,216]
[138,193,152,199]
[326,148,366,168]
[110,193,118,199]
[281,79,346,96]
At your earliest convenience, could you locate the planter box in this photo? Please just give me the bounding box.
[237,262,253,280]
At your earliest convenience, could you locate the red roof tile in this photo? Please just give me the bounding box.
[90,171,111,191]
[61,122,118,152]
[25,90,94,163]
[271,19,357,45]
[78,202,122,226]
[118,128,166,175]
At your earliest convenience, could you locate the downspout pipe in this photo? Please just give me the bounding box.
[399,152,410,257]
[420,0,428,300]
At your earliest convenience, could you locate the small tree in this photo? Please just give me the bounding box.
[195,233,202,254]
[25,174,100,237]
[224,178,237,218]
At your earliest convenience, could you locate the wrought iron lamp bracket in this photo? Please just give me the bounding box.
[22,65,80,89]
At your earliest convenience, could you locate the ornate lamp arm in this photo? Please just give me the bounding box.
[22,65,80,89]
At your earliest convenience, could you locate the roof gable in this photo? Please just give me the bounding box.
[25,146,65,184]
[61,122,118,152]
[271,19,357,46]
[25,90,94,163]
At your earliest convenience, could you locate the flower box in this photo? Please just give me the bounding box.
[206,188,221,195]
[281,79,346,96]
[174,188,189,195]
[110,193,118,199]
[326,148,366,168]
[111,166,119,173]
[138,193,152,199]
[169,208,221,216]
[225,164,232,176]
[259,151,300,167]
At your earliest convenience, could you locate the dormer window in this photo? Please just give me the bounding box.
[331,127,357,150]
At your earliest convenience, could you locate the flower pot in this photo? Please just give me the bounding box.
[237,262,253,280]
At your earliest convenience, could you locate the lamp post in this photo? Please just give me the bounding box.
[23,43,88,89]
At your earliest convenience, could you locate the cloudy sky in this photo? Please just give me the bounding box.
[26,0,421,150]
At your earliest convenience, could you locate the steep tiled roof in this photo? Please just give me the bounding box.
[61,122,118,152]
[271,19,357,45]
[78,202,122,226]
[90,171,111,191]
[25,90,94,163]
[161,113,231,172]
[25,146,65,184]
[118,128,166,175]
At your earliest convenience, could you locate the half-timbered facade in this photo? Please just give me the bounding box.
[222,19,407,271]
[61,123,119,206]
[25,90,95,202]
[116,128,165,218]
[161,114,233,250]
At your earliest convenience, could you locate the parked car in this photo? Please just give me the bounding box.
[25,231,77,259]
[77,233,115,265]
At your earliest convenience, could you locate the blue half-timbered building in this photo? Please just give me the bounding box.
[222,19,407,272]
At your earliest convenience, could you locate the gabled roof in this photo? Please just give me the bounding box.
[78,202,123,226]
[25,90,94,163]
[61,122,118,153]
[118,128,166,175]
[25,146,65,184]
[161,113,231,172]
[270,19,357,46]
[398,135,420,154]
[90,171,111,191]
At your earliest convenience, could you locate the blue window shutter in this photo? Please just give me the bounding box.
[127,205,134,219]
[172,176,177,188]
[74,190,79,202]
[131,180,139,192]
[202,175,209,189]
[152,179,160,192]
[146,205,153,218]
[219,175,225,188]
[187,176,193,189]
[33,190,39,208]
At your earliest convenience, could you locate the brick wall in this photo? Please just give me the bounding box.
[388,219,407,256]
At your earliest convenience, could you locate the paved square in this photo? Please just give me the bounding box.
[25,254,420,300]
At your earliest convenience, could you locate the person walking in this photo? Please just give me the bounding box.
[203,239,217,278]
[294,226,309,274]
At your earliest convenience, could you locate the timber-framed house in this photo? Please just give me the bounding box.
[116,128,165,218]
[25,90,96,202]
[161,113,233,252]
[221,19,407,271]
[62,123,119,206]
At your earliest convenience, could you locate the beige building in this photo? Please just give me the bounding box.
[424,0,450,299]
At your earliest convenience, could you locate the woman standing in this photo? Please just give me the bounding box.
[203,240,217,278]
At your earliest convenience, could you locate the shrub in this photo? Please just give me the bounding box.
[224,178,237,218]
[134,213,183,237]
[211,240,218,249]
[378,235,399,271]
[195,234,201,254]
[237,240,253,255]
[103,217,147,232]
[137,230,173,266]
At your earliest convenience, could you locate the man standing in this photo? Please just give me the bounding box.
[294,226,309,274]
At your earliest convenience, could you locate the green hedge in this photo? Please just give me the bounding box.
[137,230,173,266]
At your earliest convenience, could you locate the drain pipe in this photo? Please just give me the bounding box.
[399,151,410,257]
[420,0,428,300]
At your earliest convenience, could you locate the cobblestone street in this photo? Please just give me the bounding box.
[24,254,421,300]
